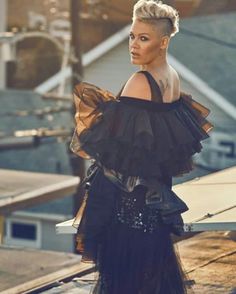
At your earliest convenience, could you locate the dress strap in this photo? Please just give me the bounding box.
[138,70,163,103]
[116,84,125,98]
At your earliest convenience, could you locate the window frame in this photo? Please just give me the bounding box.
[5,217,42,248]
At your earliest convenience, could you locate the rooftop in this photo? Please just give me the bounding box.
[1,231,235,293]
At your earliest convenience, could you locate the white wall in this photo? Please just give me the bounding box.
[41,220,74,252]
[84,41,137,95]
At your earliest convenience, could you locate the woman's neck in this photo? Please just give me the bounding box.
[140,50,168,72]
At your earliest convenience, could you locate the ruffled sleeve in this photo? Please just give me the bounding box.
[70,82,213,177]
[180,91,213,133]
[70,82,116,159]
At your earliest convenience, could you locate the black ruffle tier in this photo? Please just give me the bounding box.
[70,82,213,178]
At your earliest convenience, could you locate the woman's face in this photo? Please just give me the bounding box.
[129,19,166,66]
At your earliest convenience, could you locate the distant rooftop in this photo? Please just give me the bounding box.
[0,88,74,215]
[169,12,236,106]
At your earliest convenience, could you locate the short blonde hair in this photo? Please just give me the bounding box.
[133,0,179,37]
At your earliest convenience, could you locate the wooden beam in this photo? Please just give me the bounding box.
[1,262,94,294]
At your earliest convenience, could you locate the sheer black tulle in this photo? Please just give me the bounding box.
[70,83,213,178]
[77,169,190,294]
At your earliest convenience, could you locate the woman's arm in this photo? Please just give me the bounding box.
[120,72,152,101]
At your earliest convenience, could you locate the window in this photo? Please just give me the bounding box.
[11,222,36,240]
[4,217,41,248]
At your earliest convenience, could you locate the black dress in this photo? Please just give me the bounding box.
[70,71,213,294]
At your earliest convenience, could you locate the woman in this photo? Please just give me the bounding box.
[70,1,213,293]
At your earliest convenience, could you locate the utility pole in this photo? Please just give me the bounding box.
[70,0,85,253]
[0,0,7,89]
[70,0,83,86]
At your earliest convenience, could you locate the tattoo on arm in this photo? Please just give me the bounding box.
[159,78,169,96]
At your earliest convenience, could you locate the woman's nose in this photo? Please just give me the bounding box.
[130,38,139,49]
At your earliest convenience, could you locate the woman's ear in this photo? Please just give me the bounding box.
[160,36,170,49]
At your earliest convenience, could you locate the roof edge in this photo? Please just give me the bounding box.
[35,24,131,94]
[83,24,130,66]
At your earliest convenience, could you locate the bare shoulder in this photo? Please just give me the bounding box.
[169,65,180,96]
[169,66,180,85]
[169,65,180,82]
[120,72,151,101]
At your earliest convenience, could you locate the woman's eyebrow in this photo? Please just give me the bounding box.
[129,32,150,36]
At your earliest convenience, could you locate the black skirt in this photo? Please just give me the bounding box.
[76,168,191,294]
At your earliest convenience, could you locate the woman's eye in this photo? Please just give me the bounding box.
[140,36,148,41]
[129,34,148,41]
